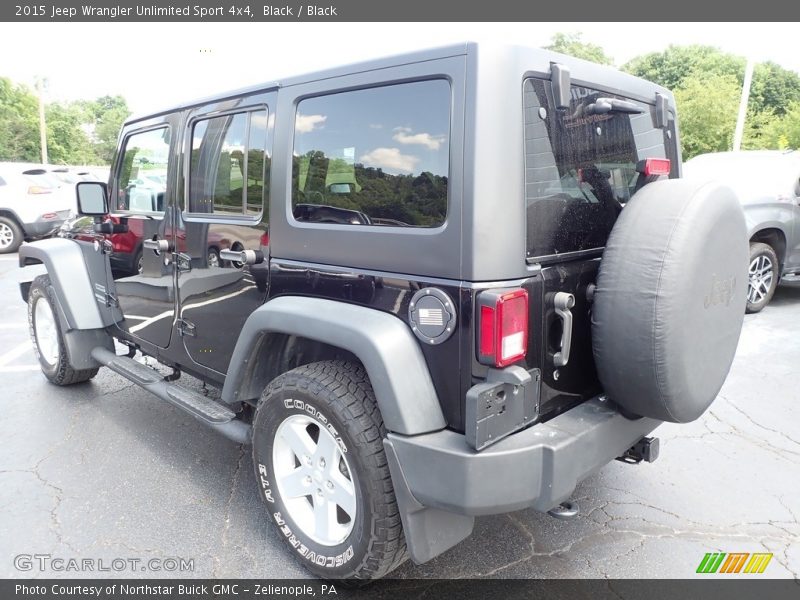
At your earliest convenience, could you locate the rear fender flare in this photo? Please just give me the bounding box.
[221,296,447,436]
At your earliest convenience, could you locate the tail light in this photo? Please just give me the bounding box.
[636,158,671,177]
[28,186,52,194]
[260,231,270,246]
[477,288,529,368]
[41,212,57,219]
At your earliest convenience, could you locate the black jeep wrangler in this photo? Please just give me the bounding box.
[19,43,748,579]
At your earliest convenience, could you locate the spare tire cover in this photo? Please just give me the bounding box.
[592,179,747,423]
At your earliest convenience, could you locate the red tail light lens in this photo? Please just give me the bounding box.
[477,288,529,368]
[260,231,270,246]
[637,158,671,177]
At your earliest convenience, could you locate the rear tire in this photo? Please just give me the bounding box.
[251,360,407,580]
[27,275,99,385]
[0,216,23,254]
[746,242,778,314]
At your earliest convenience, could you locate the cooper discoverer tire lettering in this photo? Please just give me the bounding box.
[251,360,407,579]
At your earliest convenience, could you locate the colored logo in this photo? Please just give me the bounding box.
[696,552,772,574]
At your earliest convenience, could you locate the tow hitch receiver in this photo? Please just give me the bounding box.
[617,436,660,464]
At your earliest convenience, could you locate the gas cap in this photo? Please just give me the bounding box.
[408,288,457,345]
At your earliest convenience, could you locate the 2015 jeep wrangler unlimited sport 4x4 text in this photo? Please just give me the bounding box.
[19,43,747,580]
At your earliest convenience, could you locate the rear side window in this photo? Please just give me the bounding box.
[115,127,170,214]
[291,79,450,228]
[524,78,675,260]
[188,109,269,217]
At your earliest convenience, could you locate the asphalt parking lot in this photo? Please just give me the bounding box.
[1,250,798,580]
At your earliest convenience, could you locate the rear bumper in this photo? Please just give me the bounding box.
[386,397,661,516]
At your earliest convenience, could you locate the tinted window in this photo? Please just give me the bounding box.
[524,78,674,259]
[292,80,450,228]
[188,109,269,217]
[115,127,170,214]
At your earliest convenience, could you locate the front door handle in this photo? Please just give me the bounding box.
[552,292,575,367]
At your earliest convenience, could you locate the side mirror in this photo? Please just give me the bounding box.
[76,181,109,216]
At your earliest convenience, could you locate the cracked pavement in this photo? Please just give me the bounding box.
[1,253,798,579]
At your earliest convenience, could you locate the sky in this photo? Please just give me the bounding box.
[0,22,798,115]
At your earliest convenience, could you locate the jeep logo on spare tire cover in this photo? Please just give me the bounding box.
[591,179,748,424]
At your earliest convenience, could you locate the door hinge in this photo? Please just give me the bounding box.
[178,319,196,337]
[105,293,118,308]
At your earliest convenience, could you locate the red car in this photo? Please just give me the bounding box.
[63,215,233,275]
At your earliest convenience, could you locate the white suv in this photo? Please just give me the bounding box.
[0,163,74,253]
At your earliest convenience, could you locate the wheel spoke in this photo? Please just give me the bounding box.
[279,466,311,499]
[313,428,340,467]
[279,421,316,459]
[313,494,337,541]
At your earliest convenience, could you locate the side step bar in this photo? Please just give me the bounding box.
[91,347,251,445]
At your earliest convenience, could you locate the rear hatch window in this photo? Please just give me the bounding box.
[524,78,678,261]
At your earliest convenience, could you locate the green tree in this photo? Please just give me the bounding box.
[623,45,800,117]
[758,101,800,149]
[750,62,800,116]
[0,77,39,162]
[674,74,741,159]
[623,45,743,92]
[45,102,96,164]
[545,32,613,65]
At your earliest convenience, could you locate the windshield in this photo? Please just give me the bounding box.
[524,78,677,261]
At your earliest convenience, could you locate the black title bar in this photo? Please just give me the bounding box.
[2,0,800,21]
[4,579,800,600]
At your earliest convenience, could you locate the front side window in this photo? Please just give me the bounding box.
[524,78,675,259]
[188,109,268,217]
[292,80,450,228]
[115,127,170,214]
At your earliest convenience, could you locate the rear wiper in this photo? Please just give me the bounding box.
[585,97,644,115]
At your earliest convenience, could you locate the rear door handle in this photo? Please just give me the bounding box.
[220,249,265,265]
[143,238,171,253]
[552,292,575,367]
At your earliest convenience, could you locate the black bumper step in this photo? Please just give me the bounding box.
[91,347,250,444]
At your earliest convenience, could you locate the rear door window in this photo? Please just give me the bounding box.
[524,78,676,261]
[291,79,450,228]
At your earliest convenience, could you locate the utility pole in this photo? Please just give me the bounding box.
[36,77,48,164]
[733,58,755,152]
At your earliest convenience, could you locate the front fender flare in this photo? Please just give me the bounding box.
[19,238,109,330]
[221,296,447,436]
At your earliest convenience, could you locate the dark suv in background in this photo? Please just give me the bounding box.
[19,43,747,580]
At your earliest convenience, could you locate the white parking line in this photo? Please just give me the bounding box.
[0,342,33,366]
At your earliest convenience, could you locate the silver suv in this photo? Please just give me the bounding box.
[684,150,800,313]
